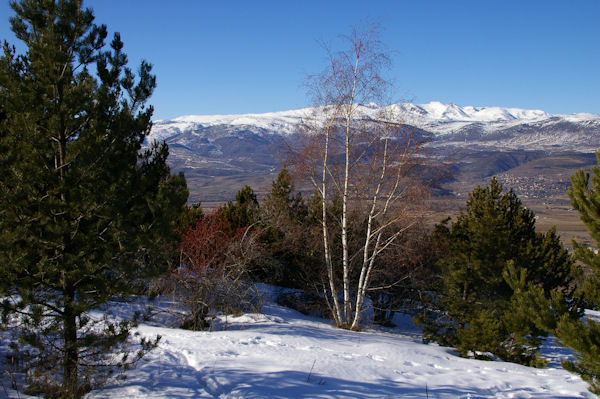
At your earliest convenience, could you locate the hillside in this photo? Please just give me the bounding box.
[147,102,600,206]
[51,291,595,398]
[0,289,589,398]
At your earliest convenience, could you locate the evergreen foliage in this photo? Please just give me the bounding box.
[261,166,306,226]
[254,167,318,289]
[177,202,204,232]
[559,315,600,395]
[568,151,600,308]
[557,150,600,394]
[0,1,187,396]
[420,178,576,366]
[221,185,260,228]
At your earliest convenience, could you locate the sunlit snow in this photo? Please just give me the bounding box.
[147,102,600,153]
[0,287,592,398]
[86,292,591,398]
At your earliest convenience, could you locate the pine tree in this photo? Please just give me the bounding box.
[421,178,575,366]
[0,1,187,397]
[261,167,293,228]
[557,151,600,394]
[261,166,305,225]
[221,185,259,228]
[177,202,205,232]
[567,151,600,308]
[257,167,312,287]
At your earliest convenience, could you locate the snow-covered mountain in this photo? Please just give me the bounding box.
[151,101,553,136]
[146,102,600,203]
[149,101,600,152]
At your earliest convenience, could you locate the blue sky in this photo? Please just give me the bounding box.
[1,1,599,120]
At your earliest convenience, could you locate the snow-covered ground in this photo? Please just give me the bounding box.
[1,290,591,398]
[93,291,590,398]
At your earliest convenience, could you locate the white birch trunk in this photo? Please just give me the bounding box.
[321,122,343,325]
[341,54,361,326]
[351,126,390,329]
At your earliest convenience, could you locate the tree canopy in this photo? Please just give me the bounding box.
[421,178,576,366]
[0,0,187,396]
[557,151,600,394]
[221,185,259,229]
[297,23,428,330]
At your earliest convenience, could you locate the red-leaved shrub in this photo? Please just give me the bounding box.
[152,209,262,330]
[179,209,243,274]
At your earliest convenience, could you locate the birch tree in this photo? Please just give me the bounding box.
[297,24,427,330]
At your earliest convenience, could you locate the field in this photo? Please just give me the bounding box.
[185,150,597,249]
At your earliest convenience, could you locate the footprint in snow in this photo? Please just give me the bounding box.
[403,361,421,367]
[264,340,287,348]
[427,363,449,370]
[216,350,238,358]
[394,369,416,378]
[333,352,357,360]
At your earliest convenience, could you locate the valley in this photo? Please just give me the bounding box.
[148,102,600,246]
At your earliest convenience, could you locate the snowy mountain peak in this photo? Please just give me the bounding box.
[169,106,313,130]
[405,101,551,123]
[145,101,600,204]
[420,102,471,121]
[153,101,569,133]
[147,101,600,154]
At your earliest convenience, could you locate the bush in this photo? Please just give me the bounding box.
[152,210,263,330]
[276,291,331,318]
[369,225,437,326]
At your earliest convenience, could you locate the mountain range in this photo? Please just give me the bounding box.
[146,102,600,205]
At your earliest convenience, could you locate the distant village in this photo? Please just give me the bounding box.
[495,174,572,199]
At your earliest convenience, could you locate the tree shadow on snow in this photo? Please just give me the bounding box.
[89,362,581,399]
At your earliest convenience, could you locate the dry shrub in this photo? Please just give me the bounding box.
[151,210,263,330]
[276,291,331,318]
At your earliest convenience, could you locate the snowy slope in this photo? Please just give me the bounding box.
[150,101,553,138]
[147,102,600,152]
[145,102,600,203]
[0,291,591,398]
[392,101,549,124]
[75,294,590,398]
